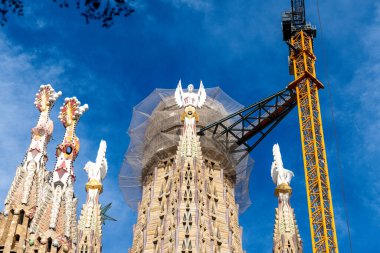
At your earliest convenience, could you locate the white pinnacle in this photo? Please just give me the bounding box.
[271,143,294,186]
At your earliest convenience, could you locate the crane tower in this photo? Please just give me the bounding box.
[283,1,339,252]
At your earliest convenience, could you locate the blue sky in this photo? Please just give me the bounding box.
[0,0,378,252]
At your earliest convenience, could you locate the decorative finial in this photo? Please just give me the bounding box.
[34,84,62,112]
[84,140,108,193]
[58,97,89,127]
[271,143,294,195]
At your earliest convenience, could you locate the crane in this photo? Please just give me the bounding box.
[197,1,339,252]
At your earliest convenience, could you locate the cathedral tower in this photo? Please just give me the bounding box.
[0,85,61,252]
[120,82,253,253]
[271,144,303,253]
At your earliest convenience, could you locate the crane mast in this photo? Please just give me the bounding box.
[283,1,339,252]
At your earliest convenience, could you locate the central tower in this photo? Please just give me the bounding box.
[120,82,253,253]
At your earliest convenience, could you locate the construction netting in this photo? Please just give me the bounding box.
[119,87,254,213]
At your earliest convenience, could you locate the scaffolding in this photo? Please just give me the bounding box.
[119,87,254,213]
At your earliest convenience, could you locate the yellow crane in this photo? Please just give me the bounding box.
[198,1,339,252]
[283,0,338,251]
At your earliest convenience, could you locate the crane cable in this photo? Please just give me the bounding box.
[313,0,353,252]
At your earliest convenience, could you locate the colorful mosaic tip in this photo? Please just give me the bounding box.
[34,84,62,112]
[58,97,89,127]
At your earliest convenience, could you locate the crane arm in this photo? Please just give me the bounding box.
[197,88,297,163]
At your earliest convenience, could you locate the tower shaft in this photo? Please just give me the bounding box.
[288,30,338,253]
[273,189,303,253]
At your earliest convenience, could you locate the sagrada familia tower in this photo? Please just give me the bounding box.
[0,85,108,253]
[120,81,303,253]
[0,82,302,252]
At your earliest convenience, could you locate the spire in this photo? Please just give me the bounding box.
[0,85,61,253]
[52,97,89,188]
[48,97,88,229]
[77,140,108,253]
[271,144,303,253]
[4,84,61,212]
[29,97,88,252]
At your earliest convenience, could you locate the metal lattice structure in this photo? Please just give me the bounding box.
[289,30,338,253]
[197,88,297,163]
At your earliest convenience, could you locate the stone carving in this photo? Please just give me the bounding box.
[83,140,108,202]
[175,80,206,108]
[271,143,294,186]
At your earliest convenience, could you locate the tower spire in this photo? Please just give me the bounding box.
[28,97,88,252]
[77,140,108,253]
[271,143,303,253]
[0,84,61,252]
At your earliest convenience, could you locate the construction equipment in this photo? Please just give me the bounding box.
[198,1,339,252]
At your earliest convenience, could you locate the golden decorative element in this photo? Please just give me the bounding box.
[86,178,103,193]
[180,106,199,122]
[275,183,292,197]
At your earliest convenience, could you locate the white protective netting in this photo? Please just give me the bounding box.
[119,87,254,213]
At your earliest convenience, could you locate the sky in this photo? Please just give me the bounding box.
[0,0,378,252]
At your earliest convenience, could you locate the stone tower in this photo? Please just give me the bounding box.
[271,144,303,253]
[120,82,253,253]
[27,97,88,252]
[0,85,61,252]
[77,140,108,253]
